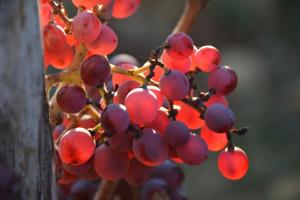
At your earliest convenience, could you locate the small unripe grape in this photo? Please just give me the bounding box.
[57,85,87,114]
[93,144,129,180]
[218,147,249,180]
[208,66,238,96]
[133,128,168,166]
[164,121,190,147]
[100,103,130,134]
[176,134,208,165]
[161,50,191,73]
[81,55,111,86]
[159,70,189,100]
[204,103,235,133]
[58,128,95,165]
[125,88,158,126]
[72,11,101,43]
[112,0,141,19]
[165,32,194,60]
[85,25,118,55]
[200,124,227,152]
[192,45,221,73]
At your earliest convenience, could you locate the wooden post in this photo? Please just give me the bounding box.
[0,1,55,199]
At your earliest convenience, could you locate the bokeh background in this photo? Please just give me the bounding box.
[63,0,300,199]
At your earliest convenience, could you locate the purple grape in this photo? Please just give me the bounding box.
[164,121,190,147]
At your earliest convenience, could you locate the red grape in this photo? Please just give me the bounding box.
[164,121,190,147]
[174,101,204,129]
[58,170,78,185]
[66,33,77,46]
[147,85,164,108]
[124,158,154,186]
[93,144,129,180]
[50,44,74,69]
[72,0,112,8]
[125,88,158,126]
[146,108,170,134]
[81,55,111,86]
[204,103,235,133]
[57,85,87,114]
[52,124,65,141]
[112,63,137,85]
[169,147,184,164]
[165,32,194,60]
[161,50,191,73]
[208,66,238,96]
[204,95,228,107]
[100,103,130,134]
[114,80,140,104]
[58,128,95,165]
[78,115,98,129]
[72,11,101,43]
[107,131,133,152]
[132,128,168,166]
[62,158,93,176]
[159,70,189,100]
[110,53,139,66]
[85,25,118,55]
[68,180,99,200]
[112,0,141,19]
[39,3,52,27]
[200,124,227,152]
[43,23,66,53]
[192,45,221,73]
[218,147,249,180]
[176,134,208,165]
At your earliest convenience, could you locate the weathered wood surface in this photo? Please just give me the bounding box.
[0,1,55,199]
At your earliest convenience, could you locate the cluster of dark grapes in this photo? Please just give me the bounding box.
[40,0,250,199]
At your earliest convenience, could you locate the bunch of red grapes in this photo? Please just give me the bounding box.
[40,0,249,199]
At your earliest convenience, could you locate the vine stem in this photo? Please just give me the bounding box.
[49,1,72,28]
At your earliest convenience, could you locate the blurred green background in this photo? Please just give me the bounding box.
[65,0,300,199]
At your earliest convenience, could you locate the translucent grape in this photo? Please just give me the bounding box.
[174,101,204,129]
[72,11,101,43]
[169,147,184,164]
[164,121,190,147]
[159,70,189,100]
[62,158,93,176]
[146,108,170,134]
[192,45,221,72]
[161,50,191,73]
[72,0,112,8]
[218,147,249,180]
[200,124,227,152]
[176,134,208,165]
[132,128,168,166]
[39,3,52,27]
[57,85,87,114]
[208,66,238,96]
[85,25,118,55]
[165,32,194,60]
[78,115,98,129]
[204,103,235,133]
[125,88,158,126]
[50,44,74,69]
[93,144,129,180]
[43,23,66,53]
[112,0,141,19]
[81,55,111,86]
[147,85,163,108]
[58,128,95,165]
[100,103,130,134]
[204,95,228,107]
[124,158,154,186]
[114,80,140,104]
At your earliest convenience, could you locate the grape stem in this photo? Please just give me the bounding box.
[49,0,72,28]
[93,180,119,200]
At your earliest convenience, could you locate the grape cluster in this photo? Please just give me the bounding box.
[40,0,250,198]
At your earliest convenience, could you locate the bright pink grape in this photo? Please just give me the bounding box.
[124,158,154,186]
[159,70,189,100]
[50,44,74,69]
[72,11,101,43]
[165,32,194,60]
[192,45,221,73]
[100,103,130,134]
[114,80,140,104]
[58,128,95,165]
[164,121,190,147]
[147,85,163,108]
[81,55,111,86]
[176,134,208,165]
[161,50,191,73]
[208,66,238,96]
[204,95,228,107]
[112,0,141,19]
[200,124,227,152]
[112,63,137,85]
[218,147,249,180]
[125,88,158,126]
[57,85,87,114]
[85,25,118,55]
[132,128,168,166]
[174,101,205,130]
[43,23,66,53]
[204,103,235,133]
[93,144,129,180]
[146,108,170,134]
[107,131,133,152]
